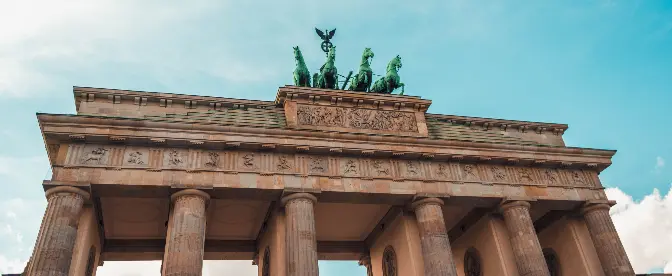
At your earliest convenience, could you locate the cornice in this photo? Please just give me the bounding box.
[275,85,432,112]
[37,113,615,171]
[426,114,568,134]
[73,86,569,132]
[73,86,275,112]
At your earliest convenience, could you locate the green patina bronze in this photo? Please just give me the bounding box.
[314,46,338,89]
[292,46,311,87]
[369,55,405,95]
[291,28,408,94]
[348,48,375,92]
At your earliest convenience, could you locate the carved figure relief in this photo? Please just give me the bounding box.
[462,164,478,180]
[382,246,397,276]
[242,154,255,169]
[490,166,506,181]
[297,105,345,127]
[405,161,420,177]
[296,105,418,133]
[436,163,450,178]
[70,144,600,189]
[517,168,534,183]
[309,156,327,173]
[81,148,108,165]
[126,151,145,165]
[343,159,358,175]
[262,247,271,276]
[372,159,390,176]
[277,155,292,171]
[166,150,184,167]
[571,171,586,186]
[543,169,560,185]
[347,108,417,132]
[464,247,482,276]
[205,152,220,168]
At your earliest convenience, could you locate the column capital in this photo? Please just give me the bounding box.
[45,186,90,201]
[170,189,210,203]
[499,200,532,213]
[358,255,371,266]
[580,202,612,215]
[410,197,444,210]
[281,192,317,206]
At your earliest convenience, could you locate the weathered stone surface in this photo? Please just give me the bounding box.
[581,203,635,276]
[411,197,458,276]
[162,189,210,276]
[296,104,419,133]
[282,193,319,276]
[500,200,550,276]
[61,144,602,189]
[28,186,90,276]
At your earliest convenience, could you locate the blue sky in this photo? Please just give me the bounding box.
[0,0,670,274]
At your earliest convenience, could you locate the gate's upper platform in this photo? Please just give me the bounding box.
[69,86,569,148]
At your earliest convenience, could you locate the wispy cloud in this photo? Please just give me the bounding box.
[655,156,666,171]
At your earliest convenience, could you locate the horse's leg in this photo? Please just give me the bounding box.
[398,83,405,95]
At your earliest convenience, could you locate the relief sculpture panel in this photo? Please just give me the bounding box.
[296,105,418,134]
[63,144,600,189]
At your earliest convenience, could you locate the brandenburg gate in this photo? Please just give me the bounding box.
[23,85,635,276]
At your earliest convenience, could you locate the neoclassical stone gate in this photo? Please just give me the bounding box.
[23,86,635,276]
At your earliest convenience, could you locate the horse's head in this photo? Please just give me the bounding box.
[327,46,336,60]
[293,46,301,57]
[363,48,374,59]
[388,55,402,72]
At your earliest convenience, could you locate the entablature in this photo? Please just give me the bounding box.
[55,143,604,191]
[38,113,614,172]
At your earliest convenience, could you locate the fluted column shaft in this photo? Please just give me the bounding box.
[411,198,458,276]
[581,203,635,276]
[500,201,550,276]
[163,189,210,276]
[28,186,90,276]
[282,193,319,276]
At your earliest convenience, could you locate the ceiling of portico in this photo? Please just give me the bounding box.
[206,199,270,240]
[100,197,270,240]
[314,203,390,241]
[101,197,170,239]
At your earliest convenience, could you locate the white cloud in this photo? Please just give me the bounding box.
[0,0,235,98]
[0,254,27,274]
[607,185,672,273]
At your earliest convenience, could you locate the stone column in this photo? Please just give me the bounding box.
[500,200,550,276]
[162,189,210,276]
[411,197,458,276]
[358,255,372,276]
[28,186,90,276]
[282,193,319,276]
[581,202,635,276]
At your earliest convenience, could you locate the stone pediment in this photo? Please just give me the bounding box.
[277,86,431,137]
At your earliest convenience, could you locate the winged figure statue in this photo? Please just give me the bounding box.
[315,28,336,53]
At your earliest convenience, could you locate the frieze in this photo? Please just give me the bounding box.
[62,144,601,189]
[204,152,221,168]
[164,149,188,169]
[296,104,418,133]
